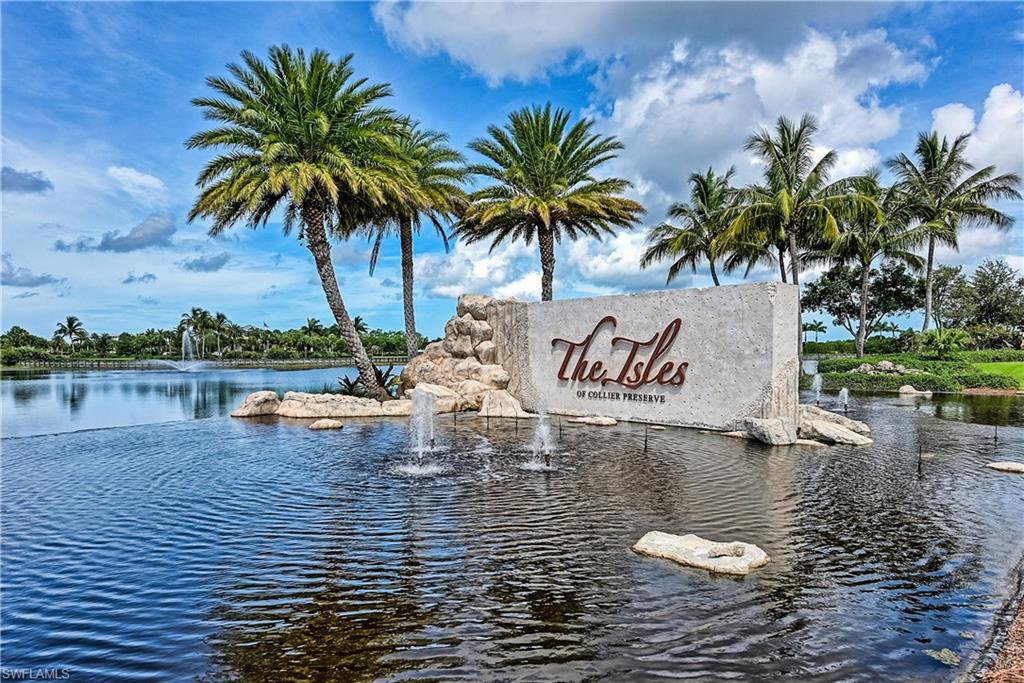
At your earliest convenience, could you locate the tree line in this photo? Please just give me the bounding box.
[1,309,418,364]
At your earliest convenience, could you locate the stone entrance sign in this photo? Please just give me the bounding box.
[490,282,799,430]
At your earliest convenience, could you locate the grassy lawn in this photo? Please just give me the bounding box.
[973,362,1024,388]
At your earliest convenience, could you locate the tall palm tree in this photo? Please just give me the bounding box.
[363,122,466,356]
[180,307,212,359]
[210,312,230,357]
[456,103,645,301]
[640,167,734,286]
[301,318,324,336]
[887,131,1021,332]
[804,173,924,357]
[186,45,412,400]
[54,316,86,349]
[717,114,878,366]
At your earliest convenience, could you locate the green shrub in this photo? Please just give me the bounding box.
[952,349,1024,363]
[0,346,55,365]
[813,370,1017,392]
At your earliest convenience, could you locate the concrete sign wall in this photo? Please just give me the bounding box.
[491,283,799,430]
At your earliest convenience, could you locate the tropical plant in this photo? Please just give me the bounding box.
[180,307,212,358]
[186,45,412,400]
[887,131,1021,332]
[363,122,466,356]
[337,363,400,397]
[456,103,645,301]
[803,320,827,342]
[301,318,324,337]
[54,316,86,349]
[875,321,902,338]
[640,167,734,285]
[921,327,971,360]
[352,316,369,335]
[804,173,924,356]
[211,312,230,357]
[716,114,879,364]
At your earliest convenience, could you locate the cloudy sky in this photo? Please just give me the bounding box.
[2,1,1022,339]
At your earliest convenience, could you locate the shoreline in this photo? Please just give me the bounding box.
[976,557,1024,682]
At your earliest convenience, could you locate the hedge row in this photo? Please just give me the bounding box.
[951,349,1024,363]
[804,370,1019,392]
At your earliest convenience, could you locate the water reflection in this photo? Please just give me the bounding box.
[1,367,359,437]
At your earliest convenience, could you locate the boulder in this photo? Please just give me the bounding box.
[799,404,871,435]
[796,438,828,447]
[454,379,490,409]
[475,363,510,389]
[568,416,618,426]
[410,382,466,413]
[799,419,874,446]
[877,360,895,372]
[230,390,281,417]
[632,531,769,575]
[474,340,496,364]
[985,461,1024,474]
[456,293,493,321]
[381,399,413,416]
[743,416,798,445]
[478,389,534,418]
[855,363,874,374]
[898,385,933,396]
[309,418,343,430]
[466,319,493,348]
[275,392,384,418]
[442,333,474,359]
[650,425,667,431]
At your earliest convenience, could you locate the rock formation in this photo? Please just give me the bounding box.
[985,461,1024,474]
[632,531,770,575]
[309,419,343,430]
[400,294,528,415]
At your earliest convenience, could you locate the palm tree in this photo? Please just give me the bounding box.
[717,114,878,365]
[301,318,324,336]
[456,103,645,301]
[211,312,230,357]
[180,307,212,359]
[364,122,466,357]
[186,45,412,400]
[887,131,1021,332]
[54,316,86,349]
[352,316,369,335]
[876,321,901,338]
[640,167,734,286]
[921,327,971,360]
[804,173,925,357]
[803,320,826,342]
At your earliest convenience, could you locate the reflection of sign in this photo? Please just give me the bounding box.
[551,316,689,388]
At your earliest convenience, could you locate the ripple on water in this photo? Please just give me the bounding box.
[1,402,1023,681]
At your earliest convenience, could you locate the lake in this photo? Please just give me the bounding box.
[2,367,1023,681]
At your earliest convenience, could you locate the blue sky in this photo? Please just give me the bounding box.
[2,1,1022,340]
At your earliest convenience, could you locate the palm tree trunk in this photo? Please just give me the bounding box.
[921,235,935,333]
[399,216,419,358]
[777,245,788,283]
[788,232,803,373]
[708,257,721,286]
[856,262,870,357]
[538,227,556,302]
[303,205,387,400]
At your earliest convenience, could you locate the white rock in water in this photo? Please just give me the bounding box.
[409,383,465,413]
[275,392,384,418]
[231,390,280,417]
[985,461,1024,474]
[478,389,535,418]
[568,416,617,426]
[744,416,797,445]
[309,418,343,430]
[799,419,874,446]
[799,404,871,435]
[898,385,933,396]
[632,531,770,575]
[649,425,667,431]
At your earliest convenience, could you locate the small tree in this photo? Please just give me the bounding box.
[921,328,971,360]
[801,262,922,355]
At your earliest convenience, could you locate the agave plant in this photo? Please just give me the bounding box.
[337,364,401,398]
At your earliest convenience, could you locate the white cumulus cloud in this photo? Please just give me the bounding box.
[106,165,166,205]
[931,83,1024,177]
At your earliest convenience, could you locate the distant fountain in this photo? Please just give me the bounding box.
[811,373,823,405]
[397,389,442,476]
[838,387,850,413]
[151,328,206,372]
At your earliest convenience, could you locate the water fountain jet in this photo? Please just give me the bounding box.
[811,373,823,405]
